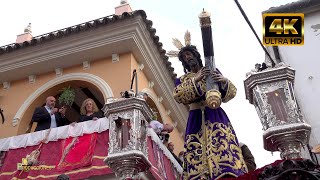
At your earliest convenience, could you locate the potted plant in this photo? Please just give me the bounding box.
[58,86,75,107]
[152,111,158,121]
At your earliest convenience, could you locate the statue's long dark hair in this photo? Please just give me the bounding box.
[178,45,203,73]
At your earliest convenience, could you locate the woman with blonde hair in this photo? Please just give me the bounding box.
[79,98,103,122]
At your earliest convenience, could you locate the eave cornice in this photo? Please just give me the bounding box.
[133,17,188,131]
[0,11,188,131]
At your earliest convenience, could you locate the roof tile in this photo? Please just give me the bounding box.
[0,10,176,80]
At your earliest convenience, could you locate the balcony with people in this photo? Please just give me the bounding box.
[0,85,182,180]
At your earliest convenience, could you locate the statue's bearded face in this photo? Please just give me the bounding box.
[182,50,199,69]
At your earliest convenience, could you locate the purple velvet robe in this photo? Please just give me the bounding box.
[173,71,248,180]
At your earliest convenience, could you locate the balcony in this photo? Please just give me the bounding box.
[0,97,182,180]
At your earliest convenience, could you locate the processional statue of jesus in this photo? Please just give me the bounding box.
[167,10,248,179]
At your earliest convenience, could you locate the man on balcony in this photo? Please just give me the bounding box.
[31,96,70,131]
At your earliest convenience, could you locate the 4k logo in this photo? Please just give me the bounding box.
[263,13,304,46]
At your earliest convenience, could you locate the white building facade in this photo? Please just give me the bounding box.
[263,0,320,162]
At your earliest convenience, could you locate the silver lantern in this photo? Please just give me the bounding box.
[103,97,153,179]
[244,63,311,159]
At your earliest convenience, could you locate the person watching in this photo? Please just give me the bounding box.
[149,120,174,142]
[167,142,183,166]
[32,96,70,131]
[240,142,256,172]
[78,98,104,122]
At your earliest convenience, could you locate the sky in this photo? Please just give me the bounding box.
[0,0,301,168]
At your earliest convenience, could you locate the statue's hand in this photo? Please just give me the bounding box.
[212,70,228,84]
[194,67,210,82]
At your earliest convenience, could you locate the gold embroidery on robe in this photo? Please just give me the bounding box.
[222,80,237,103]
[174,73,237,105]
[173,73,205,105]
[183,121,247,180]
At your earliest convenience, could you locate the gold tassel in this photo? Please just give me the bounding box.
[23,128,51,166]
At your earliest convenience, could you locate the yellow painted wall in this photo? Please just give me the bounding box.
[0,52,184,156]
[0,53,131,138]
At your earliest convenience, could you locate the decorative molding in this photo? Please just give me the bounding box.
[28,75,36,84]
[104,98,153,178]
[0,24,140,82]
[138,63,144,71]
[148,81,154,89]
[83,61,90,70]
[173,121,178,128]
[55,68,63,77]
[135,19,188,130]
[141,88,166,122]
[166,110,171,116]
[112,53,119,63]
[3,82,10,90]
[157,96,163,103]
[13,73,114,127]
[244,66,295,104]
[0,16,188,131]
[0,20,139,71]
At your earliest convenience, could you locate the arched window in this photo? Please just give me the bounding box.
[14,73,113,135]
[23,80,105,134]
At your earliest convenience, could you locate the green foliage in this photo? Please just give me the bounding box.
[152,111,158,120]
[58,86,75,106]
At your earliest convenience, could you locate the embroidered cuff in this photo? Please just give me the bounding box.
[221,79,228,91]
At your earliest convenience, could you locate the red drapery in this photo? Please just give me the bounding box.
[225,159,286,180]
[0,130,181,180]
[56,133,97,171]
[0,130,112,180]
[147,137,179,180]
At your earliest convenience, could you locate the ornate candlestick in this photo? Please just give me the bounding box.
[103,97,153,179]
[244,63,311,159]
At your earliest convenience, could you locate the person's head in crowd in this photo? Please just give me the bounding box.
[178,151,184,161]
[168,142,175,152]
[240,142,256,172]
[163,123,174,133]
[161,123,173,145]
[178,151,184,157]
[80,98,99,116]
[56,174,70,180]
